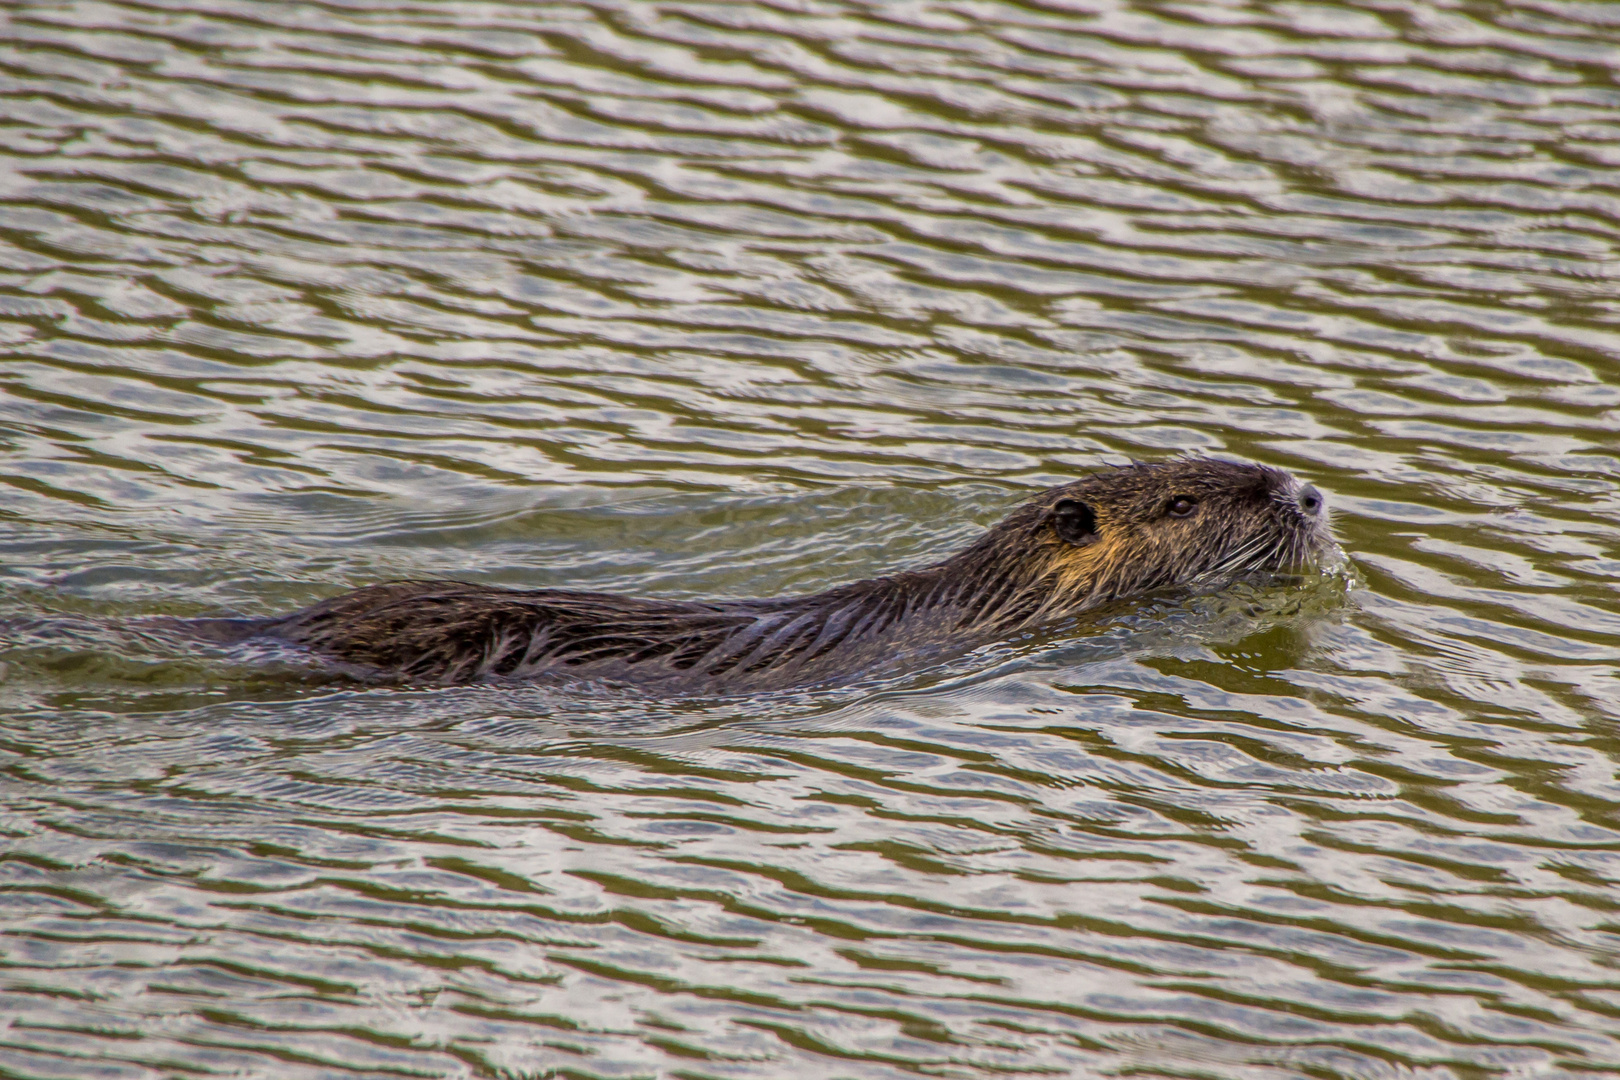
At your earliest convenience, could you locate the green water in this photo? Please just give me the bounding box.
[2,0,1619,1077]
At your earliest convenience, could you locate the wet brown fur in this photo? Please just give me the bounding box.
[252,458,1332,691]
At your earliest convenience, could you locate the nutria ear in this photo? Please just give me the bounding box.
[1051,499,1098,546]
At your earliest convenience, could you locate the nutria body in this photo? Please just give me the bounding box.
[243,458,1332,692]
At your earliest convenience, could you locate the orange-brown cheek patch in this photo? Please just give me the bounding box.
[1046,536,1119,606]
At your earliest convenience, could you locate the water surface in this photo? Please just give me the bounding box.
[2,0,1620,1077]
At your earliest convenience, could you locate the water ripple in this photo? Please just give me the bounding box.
[3,0,1620,1076]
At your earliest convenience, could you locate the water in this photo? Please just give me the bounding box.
[2,0,1619,1076]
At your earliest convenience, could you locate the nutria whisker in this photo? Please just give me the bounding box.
[210,458,1337,692]
[1210,535,1264,576]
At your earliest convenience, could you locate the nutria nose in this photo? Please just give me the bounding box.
[1298,484,1323,516]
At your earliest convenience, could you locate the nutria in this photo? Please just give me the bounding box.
[225,458,1331,692]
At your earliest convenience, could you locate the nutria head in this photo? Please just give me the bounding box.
[949,458,1333,626]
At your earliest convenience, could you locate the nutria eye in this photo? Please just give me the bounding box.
[1051,498,1098,546]
[1168,496,1197,517]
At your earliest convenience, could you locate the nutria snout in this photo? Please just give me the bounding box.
[240,458,1335,691]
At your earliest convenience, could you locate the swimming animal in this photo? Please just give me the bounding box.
[231,458,1332,691]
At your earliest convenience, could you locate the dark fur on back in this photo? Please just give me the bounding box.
[258,458,1333,691]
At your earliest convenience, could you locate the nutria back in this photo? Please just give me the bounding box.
[252,458,1334,691]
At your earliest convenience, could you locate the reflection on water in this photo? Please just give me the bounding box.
[2,0,1619,1076]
